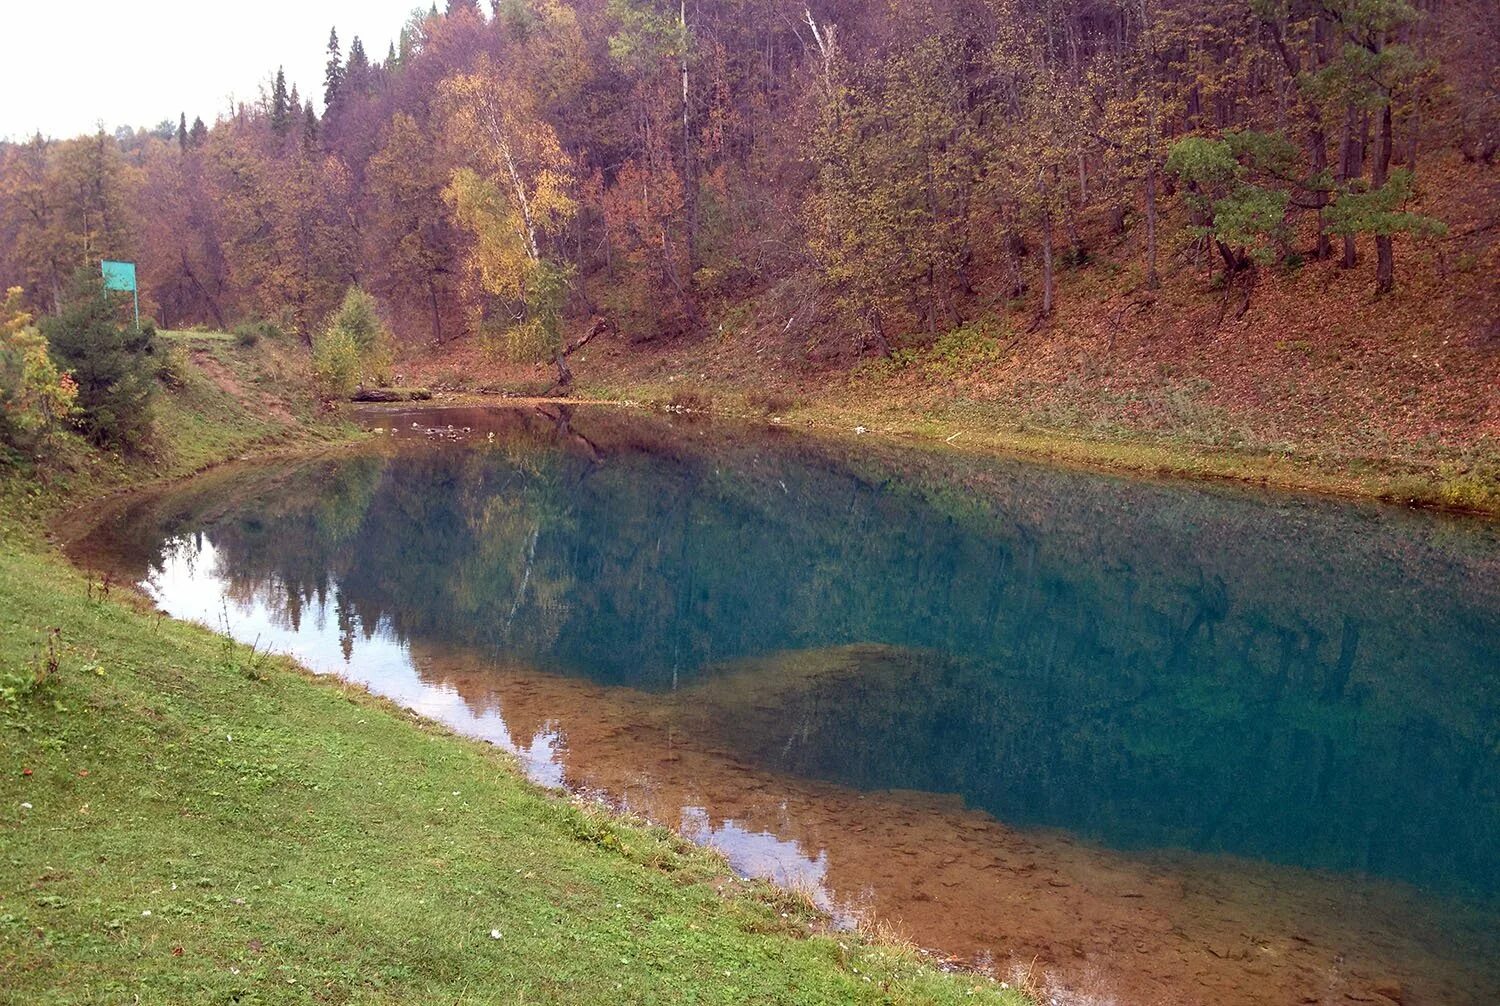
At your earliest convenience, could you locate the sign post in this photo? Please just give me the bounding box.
[100,260,139,330]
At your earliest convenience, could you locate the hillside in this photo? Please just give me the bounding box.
[2,0,1494,514]
[402,147,1499,510]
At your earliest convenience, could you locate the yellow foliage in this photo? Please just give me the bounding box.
[1,287,78,445]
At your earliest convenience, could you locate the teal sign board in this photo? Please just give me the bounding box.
[100,260,140,327]
[101,260,137,291]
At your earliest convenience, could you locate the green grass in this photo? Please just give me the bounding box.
[0,345,1028,1004]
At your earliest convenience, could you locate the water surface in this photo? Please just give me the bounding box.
[72,405,1500,1005]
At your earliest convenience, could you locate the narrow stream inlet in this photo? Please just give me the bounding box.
[70,405,1500,1006]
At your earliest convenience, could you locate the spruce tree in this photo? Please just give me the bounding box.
[345,37,371,97]
[270,67,291,137]
[177,112,187,152]
[40,272,157,450]
[303,101,319,148]
[189,116,208,148]
[324,27,344,115]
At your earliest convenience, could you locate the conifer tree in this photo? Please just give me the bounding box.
[323,28,344,115]
[346,38,370,96]
[1303,0,1443,292]
[302,101,319,149]
[177,112,187,152]
[188,116,208,148]
[270,67,291,137]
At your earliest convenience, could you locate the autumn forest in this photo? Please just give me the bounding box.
[3,0,1493,360]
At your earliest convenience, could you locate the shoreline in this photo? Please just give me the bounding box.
[4,387,1028,1005]
[387,388,1500,519]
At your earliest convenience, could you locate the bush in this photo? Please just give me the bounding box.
[312,326,361,401]
[924,318,1004,378]
[317,287,393,395]
[154,344,189,389]
[502,317,554,364]
[40,273,156,449]
[233,319,281,347]
[1,288,78,454]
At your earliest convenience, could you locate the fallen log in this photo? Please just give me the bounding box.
[352,387,434,403]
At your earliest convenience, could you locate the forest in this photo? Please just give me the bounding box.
[2,0,1493,377]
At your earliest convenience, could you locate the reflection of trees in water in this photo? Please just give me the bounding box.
[89,408,1500,900]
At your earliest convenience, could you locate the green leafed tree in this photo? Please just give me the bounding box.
[1300,0,1441,292]
[313,286,394,400]
[1165,131,1299,276]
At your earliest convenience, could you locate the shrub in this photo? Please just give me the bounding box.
[1,287,78,454]
[924,318,1004,378]
[502,317,554,364]
[317,287,393,395]
[154,344,189,389]
[233,319,281,347]
[330,287,383,353]
[312,326,361,401]
[40,272,156,450]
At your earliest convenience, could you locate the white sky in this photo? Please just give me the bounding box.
[1,0,423,141]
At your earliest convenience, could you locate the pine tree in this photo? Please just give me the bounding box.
[271,67,291,137]
[1303,0,1442,293]
[302,101,319,148]
[177,112,188,152]
[40,272,157,449]
[189,116,208,148]
[324,28,345,115]
[346,38,370,97]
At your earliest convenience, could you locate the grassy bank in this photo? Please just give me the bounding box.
[716,393,1499,516]
[3,328,354,544]
[0,338,1027,1004]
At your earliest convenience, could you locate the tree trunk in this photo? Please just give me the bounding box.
[1309,125,1331,259]
[428,277,443,344]
[680,1,698,275]
[866,308,892,357]
[1041,204,1055,317]
[1339,106,1365,269]
[1140,0,1161,289]
[1373,102,1395,294]
[1144,164,1160,288]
